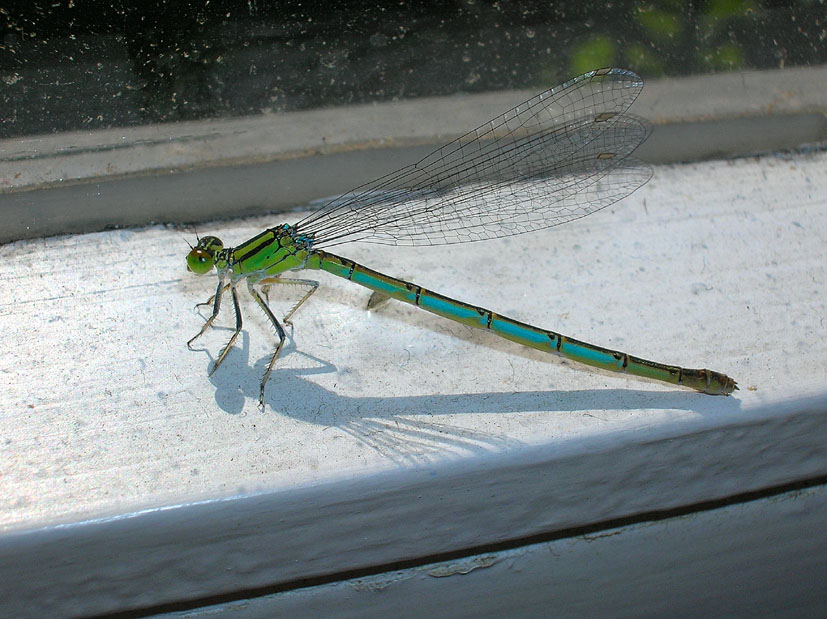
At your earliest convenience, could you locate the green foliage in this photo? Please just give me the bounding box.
[570,36,616,76]
[636,7,684,44]
[697,42,746,69]
[568,0,759,77]
[624,43,666,75]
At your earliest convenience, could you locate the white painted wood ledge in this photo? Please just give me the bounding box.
[1,151,826,613]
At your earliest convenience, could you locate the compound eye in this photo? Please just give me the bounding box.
[186,248,214,274]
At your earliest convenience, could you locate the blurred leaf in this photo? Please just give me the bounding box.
[570,36,615,75]
[636,6,683,43]
[625,42,666,76]
[697,42,745,70]
[706,0,756,21]
[701,0,758,34]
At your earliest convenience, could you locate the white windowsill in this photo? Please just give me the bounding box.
[1,147,825,615]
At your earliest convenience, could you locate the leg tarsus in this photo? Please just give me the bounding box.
[195,283,230,309]
[248,280,288,409]
[282,279,319,326]
[254,277,319,327]
[188,278,227,349]
[209,285,242,376]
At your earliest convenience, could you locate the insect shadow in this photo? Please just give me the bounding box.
[200,331,742,466]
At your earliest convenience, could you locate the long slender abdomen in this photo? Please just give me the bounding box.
[314,252,736,395]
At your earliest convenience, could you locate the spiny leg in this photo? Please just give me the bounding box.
[248,279,287,408]
[188,277,228,349]
[209,284,243,376]
[195,283,230,309]
[258,277,319,326]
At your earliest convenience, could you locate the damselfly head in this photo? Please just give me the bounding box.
[186,235,223,275]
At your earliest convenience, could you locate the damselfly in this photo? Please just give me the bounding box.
[186,68,737,406]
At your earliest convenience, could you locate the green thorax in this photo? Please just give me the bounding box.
[229,224,316,278]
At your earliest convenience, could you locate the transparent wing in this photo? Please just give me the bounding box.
[294,68,652,247]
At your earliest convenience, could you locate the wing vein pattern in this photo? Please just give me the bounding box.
[295,68,652,248]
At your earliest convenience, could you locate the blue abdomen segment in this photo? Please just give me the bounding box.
[418,292,488,327]
[489,315,554,349]
[312,251,736,395]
